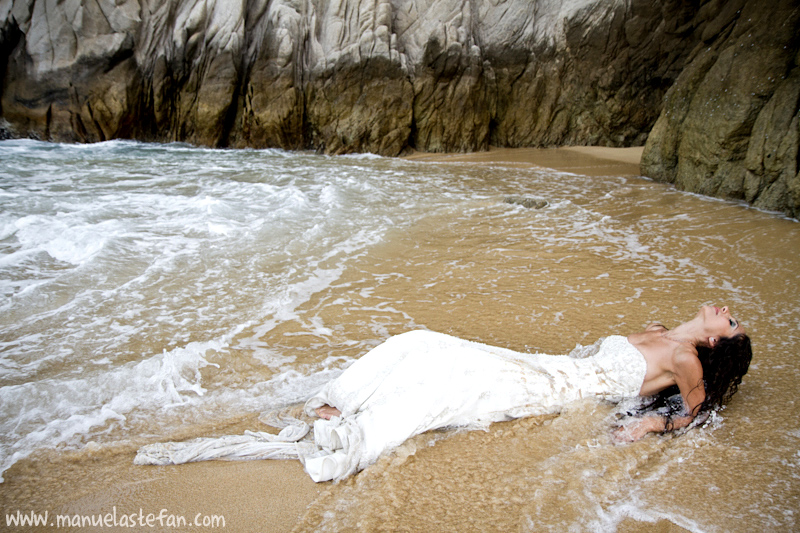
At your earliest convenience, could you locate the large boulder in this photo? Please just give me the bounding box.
[641,0,800,217]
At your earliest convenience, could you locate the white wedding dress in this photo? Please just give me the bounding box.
[135,330,647,482]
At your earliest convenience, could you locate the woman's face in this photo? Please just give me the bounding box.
[701,305,746,340]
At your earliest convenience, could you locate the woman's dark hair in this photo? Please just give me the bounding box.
[637,333,752,431]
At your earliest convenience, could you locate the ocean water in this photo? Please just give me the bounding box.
[0,140,440,475]
[0,140,798,531]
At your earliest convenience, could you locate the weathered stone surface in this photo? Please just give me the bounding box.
[1,0,799,214]
[228,0,305,149]
[134,0,245,145]
[1,0,140,142]
[300,0,413,155]
[641,0,800,217]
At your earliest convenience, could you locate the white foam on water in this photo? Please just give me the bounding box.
[583,497,708,533]
[0,335,225,481]
[12,214,114,265]
[0,140,454,480]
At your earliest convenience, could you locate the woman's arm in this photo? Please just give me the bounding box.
[612,412,697,442]
[671,347,706,418]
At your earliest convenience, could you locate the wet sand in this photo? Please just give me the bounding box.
[404,145,645,177]
[2,145,664,532]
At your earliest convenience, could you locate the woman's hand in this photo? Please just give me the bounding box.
[612,416,664,443]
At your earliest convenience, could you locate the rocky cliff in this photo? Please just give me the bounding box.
[1,0,798,216]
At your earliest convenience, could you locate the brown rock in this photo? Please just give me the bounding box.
[641,0,800,216]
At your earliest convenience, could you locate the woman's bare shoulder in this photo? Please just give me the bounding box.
[671,345,702,369]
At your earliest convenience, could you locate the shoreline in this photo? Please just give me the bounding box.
[0,146,647,532]
[403,145,644,177]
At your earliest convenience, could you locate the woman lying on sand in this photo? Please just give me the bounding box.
[135,305,752,482]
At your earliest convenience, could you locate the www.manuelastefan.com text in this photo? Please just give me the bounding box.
[6,508,225,528]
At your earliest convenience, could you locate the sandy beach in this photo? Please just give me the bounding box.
[404,145,644,177]
[4,135,799,532]
[3,145,660,532]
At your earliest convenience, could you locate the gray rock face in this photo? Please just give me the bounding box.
[1,0,141,141]
[1,1,798,214]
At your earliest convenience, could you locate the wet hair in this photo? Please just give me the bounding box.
[637,333,752,431]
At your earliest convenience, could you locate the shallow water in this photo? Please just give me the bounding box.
[0,140,798,531]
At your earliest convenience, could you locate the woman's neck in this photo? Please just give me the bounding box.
[663,320,704,346]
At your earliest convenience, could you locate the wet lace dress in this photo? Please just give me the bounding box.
[135,330,647,482]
